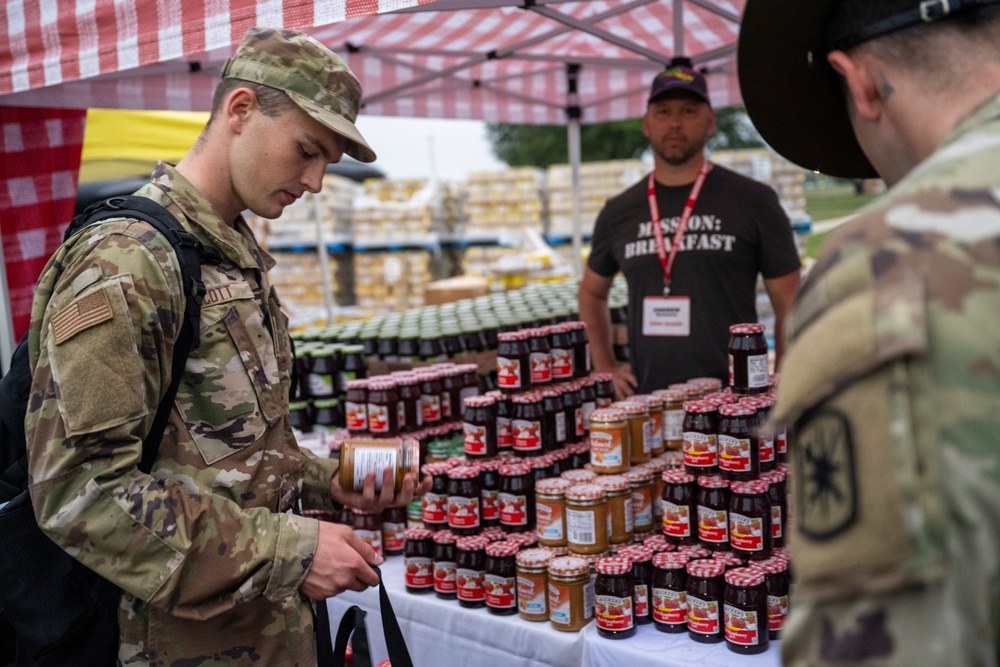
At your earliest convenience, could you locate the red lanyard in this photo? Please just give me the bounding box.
[648,160,710,297]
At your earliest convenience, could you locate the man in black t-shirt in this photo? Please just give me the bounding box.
[579,58,801,398]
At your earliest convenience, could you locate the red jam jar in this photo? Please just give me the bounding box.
[723,567,770,655]
[652,551,691,633]
[683,401,719,476]
[717,403,758,481]
[403,527,434,594]
[345,379,369,435]
[594,556,637,639]
[728,323,769,396]
[432,530,458,598]
[498,463,534,533]
[484,540,520,615]
[686,558,726,644]
[497,331,529,393]
[421,462,450,531]
[456,535,490,608]
[447,465,482,536]
[696,475,731,552]
[512,392,546,457]
[749,555,790,640]
[661,470,697,546]
[526,328,553,388]
[617,545,654,626]
[462,395,498,458]
[729,480,772,561]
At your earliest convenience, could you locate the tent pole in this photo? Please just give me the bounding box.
[566,63,583,278]
[0,228,14,375]
[674,0,685,56]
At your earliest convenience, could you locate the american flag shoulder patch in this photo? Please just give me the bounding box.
[51,288,114,345]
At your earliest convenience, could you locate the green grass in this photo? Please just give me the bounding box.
[803,183,880,257]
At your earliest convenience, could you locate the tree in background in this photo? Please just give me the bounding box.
[487,107,764,167]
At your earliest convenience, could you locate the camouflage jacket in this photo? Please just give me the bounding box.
[25,162,339,666]
[775,94,1000,665]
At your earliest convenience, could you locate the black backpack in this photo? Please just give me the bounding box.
[0,196,213,667]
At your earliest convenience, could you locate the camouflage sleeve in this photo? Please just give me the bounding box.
[298,442,340,511]
[25,223,318,619]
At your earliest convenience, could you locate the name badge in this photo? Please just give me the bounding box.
[642,297,691,337]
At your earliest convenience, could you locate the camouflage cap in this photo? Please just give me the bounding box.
[222,26,376,163]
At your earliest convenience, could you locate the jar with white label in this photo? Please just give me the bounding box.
[723,567,770,654]
[403,527,434,594]
[728,324,769,396]
[634,394,665,456]
[729,480,772,561]
[624,467,656,535]
[565,484,609,556]
[446,465,482,536]
[517,548,555,622]
[535,478,572,548]
[589,407,629,474]
[654,389,686,451]
[485,540,520,615]
[339,436,420,495]
[547,556,594,632]
[593,475,634,548]
[594,556,637,639]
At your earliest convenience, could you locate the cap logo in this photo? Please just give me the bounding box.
[660,67,695,83]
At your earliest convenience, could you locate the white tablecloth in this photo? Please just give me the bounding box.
[326,556,781,667]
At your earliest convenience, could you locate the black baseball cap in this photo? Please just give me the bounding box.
[648,57,711,106]
[738,0,1000,179]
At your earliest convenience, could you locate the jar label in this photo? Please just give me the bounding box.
[456,568,485,601]
[585,580,595,619]
[724,604,760,646]
[497,416,513,448]
[529,352,552,384]
[777,428,788,456]
[308,373,334,397]
[652,587,687,625]
[367,403,391,433]
[718,434,751,473]
[555,411,567,443]
[422,492,446,523]
[590,430,624,468]
[441,393,452,420]
[746,353,770,389]
[582,400,596,427]
[596,594,634,631]
[351,448,397,493]
[497,356,522,389]
[536,500,564,541]
[447,495,480,529]
[434,560,456,593]
[405,556,433,588]
[512,419,542,452]
[566,508,597,546]
[687,595,720,635]
[346,401,368,431]
[355,529,382,558]
[648,415,663,451]
[397,401,407,430]
[485,574,516,609]
[697,505,729,543]
[730,512,765,551]
[662,501,692,538]
[574,408,585,437]
[551,347,574,379]
[463,422,489,455]
[482,488,499,521]
[632,489,653,529]
[642,419,654,454]
[596,397,613,409]
[683,432,718,468]
[635,584,649,619]
[767,594,788,631]
[420,394,441,423]
[760,435,776,464]
[548,582,572,625]
[771,505,783,539]
[498,492,528,526]
[664,408,684,442]
[383,521,405,553]
[518,574,546,616]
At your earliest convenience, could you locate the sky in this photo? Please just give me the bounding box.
[354,115,506,180]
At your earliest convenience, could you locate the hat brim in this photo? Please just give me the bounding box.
[648,85,711,106]
[286,89,377,164]
[737,0,878,179]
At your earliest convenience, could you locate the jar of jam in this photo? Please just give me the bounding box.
[566,321,590,379]
[635,394,665,456]
[484,540,520,615]
[382,506,407,556]
[562,383,584,446]
[488,390,514,454]
[728,323,769,396]
[653,389,686,451]
[440,365,464,422]
[618,545,653,626]
[729,480,772,561]
[456,536,489,607]
[512,392,546,457]
[749,556,790,640]
[661,470,697,546]
[640,460,669,525]
[462,395,498,458]
[403,527,434,593]
[625,468,656,535]
[498,463,534,533]
[742,395,777,473]
[421,462,450,530]
[548,324,575,381]
[432,530,458,598]
[345,379,369,435]
[682,401,719,476]
[723,567,770,654]
[497,332,529,393]
[547,556,594,632]
[593,373,615,408]
[717,403,757,481]
[686,558,726,643]
[761,469,787,549]
[308,345,337,398]
[697,475,731,551]
[678,543,713,560]
[351,509,383,558]
[337,344,367,393]
[589,408,629,474]
[393,372,422,434]
[652,551,691,633]
[594,475,634,547]
[565,484,610,556]
[478,458,501,528]
[446,465,482,535]
[616,400,650,465]
[711,551,744,572]
[579,377,598,434]
[366,378,399,437]
[458,363,481,402]
[541,388,567,451]
[535,478,572,548]
[517,548,555,622]
[527,327,553,387]
[594,557,637,639]
[417,370,444,427]
[338,436,420,494]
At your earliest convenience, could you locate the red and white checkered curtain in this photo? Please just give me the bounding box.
[0,106,85,340]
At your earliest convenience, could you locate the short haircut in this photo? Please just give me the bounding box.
[208,78,296,123]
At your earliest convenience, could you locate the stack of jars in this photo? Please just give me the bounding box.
[288,342,368,435]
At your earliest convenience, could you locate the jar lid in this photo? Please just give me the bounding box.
[652,552,690,570]
[711,551,744,567]
[421,462,451,476]
[686,559,726,578]
[639,459,669,473]
[433,530,458,544]
[683,401,717,414]
[731,479,770,495]
[624,468,653,484]
[724,567,766,587]
[750,394,775,409]
[476,458,502,472]
[591,372,614,383]
[590,407,626,423]
[762,469,786,484]
[677,544,713,559]
[748,556,789,575]
[567,442,591,456]
[617,545,653,563]
[498,463,531,477]
[541,388,563,399]
[497,332,518,342]
[346,379,369,390]
[510,393,540,404]
[662,470,696,485]
[485,541,521,558]
[729,323,766,334]
[633,394,663,409]
[313,398,338,409]
[481,526,508,542]
[485,390,504,401]
[368,378,397,391]
[643,534,675,553]
[652,389,685,402]
[463,395,496,408]
[718,403,755,417]
[593,475,630,492]
[595,556,633,576]
[561,469,597,483]
[565,483,607,501]
[445,456,468,468]
[565,321,586,330]
[404,527,434,541]
[550,448,570,461]
[698,474,730,489]
[536,478,573,494]
[507,531,539,547]
[456,536,490,551]
[528,457,552,470]
[688,377,724,390]
[448,465,480,480]
[615,400,648,415]
[548,556,589,577]
[516,548,555,568]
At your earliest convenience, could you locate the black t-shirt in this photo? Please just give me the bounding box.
[588,164,801,392]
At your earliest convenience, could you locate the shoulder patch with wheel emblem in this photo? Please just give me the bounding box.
[796,407,857,540]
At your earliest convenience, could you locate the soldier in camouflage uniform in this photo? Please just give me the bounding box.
[24,27,427,666]
[738,1,1000,665]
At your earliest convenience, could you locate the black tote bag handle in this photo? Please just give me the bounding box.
[320,565,414,667]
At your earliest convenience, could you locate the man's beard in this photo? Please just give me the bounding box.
[652,137,705,167]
